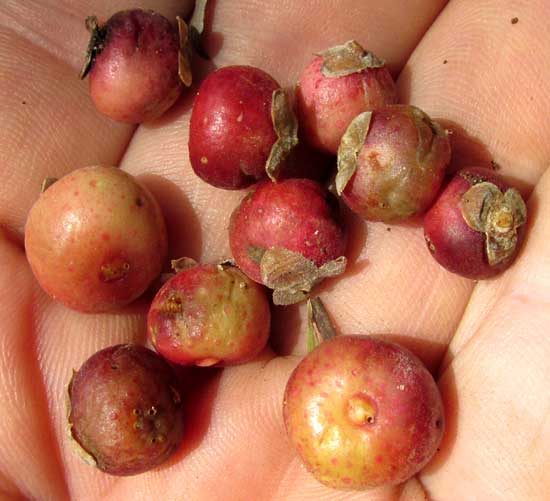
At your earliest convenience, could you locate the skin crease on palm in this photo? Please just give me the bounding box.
[0,0,550,499]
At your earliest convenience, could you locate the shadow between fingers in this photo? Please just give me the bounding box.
[137,174,202,264]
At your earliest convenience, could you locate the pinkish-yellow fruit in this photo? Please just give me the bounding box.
[283,335,444,490]
[25,166,167,312]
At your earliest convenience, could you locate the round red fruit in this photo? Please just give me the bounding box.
[424,167,527,279]
[148,264,270,367]
[229,178,347,287]
[283,335,444,490]
[337,105,451,222]
[189,65,296,189]
[68,344,183,476]
[296,40,397,155]
[83,9,184,123]
[25,166,167,312]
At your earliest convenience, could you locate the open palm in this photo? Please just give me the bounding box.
[1,1,549,499]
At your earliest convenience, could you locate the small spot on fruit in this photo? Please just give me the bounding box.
[347,394,377,426]
[135,197,144,207]
[200,156,208,164]
[100,259,130,282]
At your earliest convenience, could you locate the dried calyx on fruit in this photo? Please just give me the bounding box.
[189,65,298,189]
[336,104,451,222]
[67,344,183,476]
[283,299,445,490]
[229,178,347,305]
[424,167,527,279]
[147,259,270,367]
[81,9,191,123]
[296,40,397,154]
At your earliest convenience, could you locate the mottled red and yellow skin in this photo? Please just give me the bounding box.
[229,179,347,284]
[283,336,444,490]
[341,104,451,222]
[296,56,397,155]
[424,167,525,279]
[147,265,270,367]
[188,65,280,189]
[88,9,182,123]
[68,344,183,476]
[25,166,167,312]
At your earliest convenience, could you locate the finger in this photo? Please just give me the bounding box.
[397,0,550,189]
[93,356,416,500]
[203,0,448,83]
[0,231,67,499]
[0,1,193,236]
[420,167,550,498]
[120,0,450,368]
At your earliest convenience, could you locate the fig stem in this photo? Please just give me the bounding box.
[306,297,337,352]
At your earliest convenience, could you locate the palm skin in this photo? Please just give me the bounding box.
[1,0,549,499]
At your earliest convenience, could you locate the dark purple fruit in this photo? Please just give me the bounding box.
[67,344,183,476]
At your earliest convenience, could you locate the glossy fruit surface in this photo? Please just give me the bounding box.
[68,344,183,476]
[85,9,182,123]
[148,264,270,367]
[339,105,451,222]
[229,178,346,284]
[296,42,397,154]
[189,65,281,189]
[424,167,527,279]
[25,166,167,312]
[283,335,444,490]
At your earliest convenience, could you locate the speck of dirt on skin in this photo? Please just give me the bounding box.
[386,227,391,232]
[21,100,26,104]
[511,17,519,24]
[443,59,448,64]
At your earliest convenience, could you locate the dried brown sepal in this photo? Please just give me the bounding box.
[188,0,210,59]
[80,16,106,80]
[460,182,527,266]
[260,247,347,305]
[306,297,337,352]
[171,256,198,273]
[335,111,372,195]
[217,258,237,268]
[319,40,385,78]
[266,89,299,182]
[177,17,193,87]
[66,371,98,468]
[247,245,266,264]
[41,177,58,193]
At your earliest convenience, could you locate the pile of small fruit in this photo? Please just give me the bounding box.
[23,6,528,491]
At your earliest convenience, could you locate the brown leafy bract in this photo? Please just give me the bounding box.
[171,256,198,273]
[80,16,106,80]
[319,40,385,78]
[177,17,193,87]
[335,111,372,195]
[460,182,527,266]
[260,247,346,305]
[266,89,299,182]
[306,297,338,352]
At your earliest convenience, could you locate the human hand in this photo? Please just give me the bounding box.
[0,0,549,499]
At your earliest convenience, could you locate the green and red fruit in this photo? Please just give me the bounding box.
[148,264,270,367]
